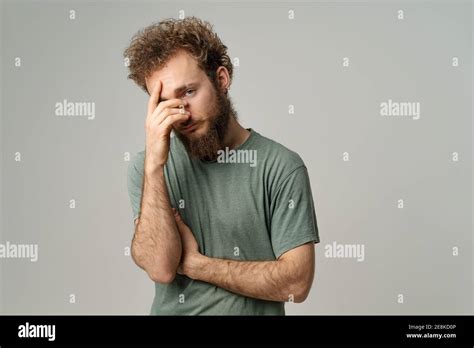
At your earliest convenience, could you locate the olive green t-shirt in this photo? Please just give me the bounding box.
[127,128,320,315]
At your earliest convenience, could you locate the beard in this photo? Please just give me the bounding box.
[174,85,237,161]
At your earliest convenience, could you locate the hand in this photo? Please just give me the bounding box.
[144,80,191,171]
[172,208,203,279]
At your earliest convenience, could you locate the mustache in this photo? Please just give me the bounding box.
[175,115,195,132]
[180,119,193,128]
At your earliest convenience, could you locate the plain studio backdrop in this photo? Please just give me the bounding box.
[0,0,472,314]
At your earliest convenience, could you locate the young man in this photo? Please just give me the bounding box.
[125,16,320,315]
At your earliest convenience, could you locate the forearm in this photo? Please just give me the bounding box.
[190,255,307,303]
[132,162,182,283]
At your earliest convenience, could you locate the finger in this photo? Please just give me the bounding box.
[173,210,183,223]
[151,98,188,121]
[172,208,180,219]
[147,80,162,116]
[156,107,190,125]
[160,113,191,130]
[147,111,188,133]
[171,207,182,221]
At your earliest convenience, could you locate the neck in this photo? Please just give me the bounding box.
[223,116,250,150]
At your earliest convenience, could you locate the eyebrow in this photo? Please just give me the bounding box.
[159,83,198,102]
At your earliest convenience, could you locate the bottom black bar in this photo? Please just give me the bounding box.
[0,315,472,345]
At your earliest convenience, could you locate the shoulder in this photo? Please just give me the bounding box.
[254,131,305,171]
[252,131,308,194]
[128,150,146,179]
[131,150,145,167]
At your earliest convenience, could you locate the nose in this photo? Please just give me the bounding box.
[177,110,192,128]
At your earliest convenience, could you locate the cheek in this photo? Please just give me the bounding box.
[189,91,215,118]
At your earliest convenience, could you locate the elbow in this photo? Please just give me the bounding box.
[131,244,177,284]
[148,270,176,284]
[292,264,316,303]
[287,279,313,303]
[293,287,310,303]
[139,258,177,284]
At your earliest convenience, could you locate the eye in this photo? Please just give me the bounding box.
[184,89,195,96]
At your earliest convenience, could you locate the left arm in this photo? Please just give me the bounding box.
[173,209,315,303]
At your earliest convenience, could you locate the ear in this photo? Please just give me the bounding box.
[215,66,231,94]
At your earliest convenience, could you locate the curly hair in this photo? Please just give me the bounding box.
[123,16,233,94]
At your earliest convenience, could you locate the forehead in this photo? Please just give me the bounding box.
[146,50,205,97]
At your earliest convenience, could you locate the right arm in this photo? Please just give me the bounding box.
[131,165,182,284]
[131,79,191,284]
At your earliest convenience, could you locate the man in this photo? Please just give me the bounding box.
[125,16,320,315]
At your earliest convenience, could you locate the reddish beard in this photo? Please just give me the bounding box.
[175,86,237,161]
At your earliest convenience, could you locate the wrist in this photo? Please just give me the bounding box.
[188,253,209,280]
[144,159,165,176]
[144,146,167,171]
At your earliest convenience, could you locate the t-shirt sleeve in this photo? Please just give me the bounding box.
[127,152,145,222]
[270,165,320,259]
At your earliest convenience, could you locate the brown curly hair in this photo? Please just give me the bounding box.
[123,16,233,94]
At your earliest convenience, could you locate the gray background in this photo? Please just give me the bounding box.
[0,0,472,314]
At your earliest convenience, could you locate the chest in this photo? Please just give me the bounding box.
[165,164,275,259]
